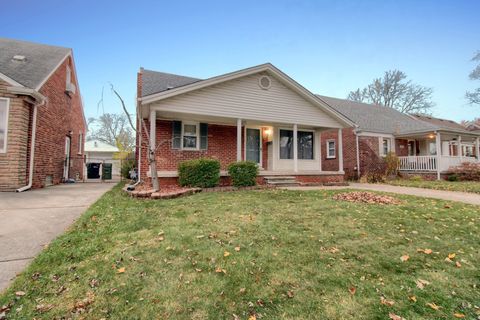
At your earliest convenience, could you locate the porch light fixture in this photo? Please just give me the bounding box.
[428,134,435,139]
[264,128,272,141]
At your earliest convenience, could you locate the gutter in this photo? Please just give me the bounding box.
[7,87,47,192]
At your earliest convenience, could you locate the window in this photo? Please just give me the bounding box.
[298,131,314,160]
[279,129,314,160]
[0,98,9,153]
[66,65,71,87]
[172,121,208,150]
[428,142,437,155]
[327,140,336,158]
[78,132,83,154]
[279,129,293,159]
[381,138,391,156]
[182,123,198,149]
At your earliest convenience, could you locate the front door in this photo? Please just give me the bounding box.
[246,128,261,165]
[63,136,71,181]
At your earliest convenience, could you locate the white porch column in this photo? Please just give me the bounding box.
[236,119,242,162]
[293,124,298,172]
[435,132,441,180]
[476,137,480,160]
[458,135,462,160]
[149,110,156,150]
[338,128,344,172]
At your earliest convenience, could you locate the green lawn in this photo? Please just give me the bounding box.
[385,179,480,194]
[1,185,479,319]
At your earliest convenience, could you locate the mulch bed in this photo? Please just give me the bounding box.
[332,191,401,205]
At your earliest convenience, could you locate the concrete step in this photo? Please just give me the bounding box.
[263,176,300,187]
[263,176,297,181]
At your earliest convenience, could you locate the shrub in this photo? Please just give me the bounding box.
[178,158,220,188]
[447,174,459,182]
[121,159,135,179]
[384,152,400,177]
[447,162,480,181]
[361,162,387,183]
[227,161,259,187]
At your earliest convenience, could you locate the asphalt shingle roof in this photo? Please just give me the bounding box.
[411,114,471,133]
[141,69,201,97]
[316,95,436,135]
[0,38,71,89]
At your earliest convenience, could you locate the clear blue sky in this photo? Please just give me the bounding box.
[2,0,479,122]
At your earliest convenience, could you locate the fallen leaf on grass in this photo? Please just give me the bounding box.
[215,267,226,274]
[248,315,256,320]
[117,267,125,274]
[35,304,54,313]
[455,261,462,268]
[223,251,231,257]
[417,248,432,254]
[408,295,417,302]
[380,296,395,306]
[15,291,25,297]
[388,313,406,320]
[416,279,430,289]
[448,253,456,259]
[287,290,294,298]
[195,268,202,272]
[349,286,356,295]
[234,246,241,252]
[239,288,246,294]
[400,255,410,262]
[426,302,441,310]
[333,191,401,205]
[453,313,465,318]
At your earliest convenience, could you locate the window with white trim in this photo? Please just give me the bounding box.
[182,122,198,149]
[0,98,9,153]
[78,132,83,154]
[381,138,391,156]
[279,129,314,160]
[327,140,336,159]
[66,65,71,88]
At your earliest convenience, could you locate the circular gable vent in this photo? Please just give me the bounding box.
[258,75,271,90]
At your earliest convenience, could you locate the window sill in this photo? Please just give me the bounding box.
[326,157,336,160]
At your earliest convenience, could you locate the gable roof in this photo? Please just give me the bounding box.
[0,38,71,89]
[84,140,119,153]
[317,95,435,135]
[411,114,473,133]
[141,69,201,97]
[139,63,354,127]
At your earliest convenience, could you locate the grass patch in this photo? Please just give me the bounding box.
[1,184,479,319]
[385,179,480,194]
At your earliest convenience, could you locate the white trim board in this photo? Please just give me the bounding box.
[0,72,24,87]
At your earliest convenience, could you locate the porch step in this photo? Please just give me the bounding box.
[263,176,300,187]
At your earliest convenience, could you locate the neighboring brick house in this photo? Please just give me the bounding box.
[0,38,86,191]
[136,63,355,186]
[315,96,480,180]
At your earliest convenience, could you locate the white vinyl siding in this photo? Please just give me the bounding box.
[0,98,9,153]
[151,72,342,128]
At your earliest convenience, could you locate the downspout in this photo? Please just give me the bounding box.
[16,98,44,192]
[354,128,361,179]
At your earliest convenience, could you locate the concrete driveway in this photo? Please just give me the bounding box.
[0,183,114,292]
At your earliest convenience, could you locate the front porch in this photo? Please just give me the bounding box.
[143,109,347,184]
[396,130,480,178]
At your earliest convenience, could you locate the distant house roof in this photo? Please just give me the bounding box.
[0,38,71,89]
[141,69,201,97]
[316,95,436,135]
[411,114,476,134]
[84,140,119,153]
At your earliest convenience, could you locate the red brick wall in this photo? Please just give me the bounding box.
[140,119,243,180]
[33,55,86,188]
[0,80,32,190]
[321,128,358,179]
[395,139,408,156]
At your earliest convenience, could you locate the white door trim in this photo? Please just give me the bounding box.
[244,126,263,168]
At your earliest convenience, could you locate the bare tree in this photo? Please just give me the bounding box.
[87,113,135,151]
[466,51,480,105]
[347,70,434,114]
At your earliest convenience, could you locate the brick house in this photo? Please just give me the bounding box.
[136,64,355,186]
[316,96,480,180]
[0,38,86,191]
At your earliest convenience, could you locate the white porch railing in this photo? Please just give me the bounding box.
[398,156,437,171]
[398,156,478,172]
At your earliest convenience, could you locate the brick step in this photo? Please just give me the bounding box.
[263,176,297,181]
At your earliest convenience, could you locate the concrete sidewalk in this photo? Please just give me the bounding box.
[0,183,114,292]
[284,183,480,206]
